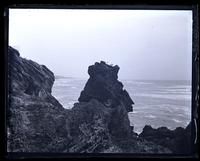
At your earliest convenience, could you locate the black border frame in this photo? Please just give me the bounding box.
[2,2,199,159]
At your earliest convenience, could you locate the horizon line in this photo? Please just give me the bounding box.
[54,75,191,81]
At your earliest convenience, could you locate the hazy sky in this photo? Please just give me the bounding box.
[9,9,192,80]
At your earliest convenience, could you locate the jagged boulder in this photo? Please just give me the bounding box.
[139,123,192,154]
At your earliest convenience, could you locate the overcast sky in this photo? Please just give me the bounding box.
[9,9,192,80]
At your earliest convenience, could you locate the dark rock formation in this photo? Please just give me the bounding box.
[62,61,171,153]
[8,46,54,96]
[7,46,70,152]
[78,61,134,140]
[78,61,134,112]
[67,100,171,153]
[8,47,186,154]
[139,123,191,154]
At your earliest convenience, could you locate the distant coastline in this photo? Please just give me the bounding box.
[54,75,74,79]
[54,75,89,80]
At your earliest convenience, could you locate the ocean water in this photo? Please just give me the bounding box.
[52,77,191,134]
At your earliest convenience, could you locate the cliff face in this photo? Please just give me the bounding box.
[7,46,70,152]
[8,46,190,154]
[8,46,54,96]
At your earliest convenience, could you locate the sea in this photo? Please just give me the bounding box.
[52,76,191,134]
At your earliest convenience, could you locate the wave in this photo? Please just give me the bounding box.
[144,114,156,119]
[52,78,191,133]
[123,80,154,85]
[129,111,139,114]
[134,93,191,101]
[162,88,191,93]
[156,91,191,95]
[172,119,182,123]
[166,85,191,89]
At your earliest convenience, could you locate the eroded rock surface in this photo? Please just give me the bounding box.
[139,123,191,154]
[79,61,134,113]
[7,46,70,152]
[78,61,134,140]
[7,47,180,153]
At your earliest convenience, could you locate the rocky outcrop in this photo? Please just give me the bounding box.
[78,61,134,140]
[79,61,134,113]
[8,46,189,154]
[8,46,54,96]
[63,61,171,153]
[139,123,191,154]
[7,46,70,152]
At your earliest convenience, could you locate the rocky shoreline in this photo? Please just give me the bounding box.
[7,46,191,154]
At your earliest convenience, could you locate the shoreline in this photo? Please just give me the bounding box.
[7,46,192,154]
